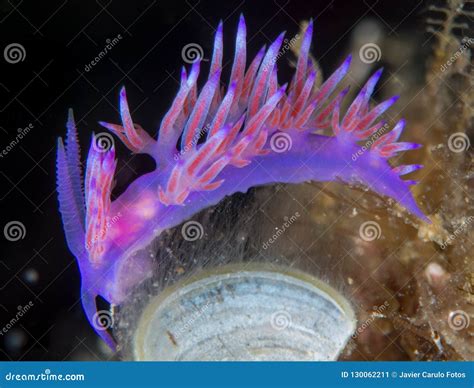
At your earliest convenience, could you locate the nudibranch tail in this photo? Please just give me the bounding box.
[57,14,430,351]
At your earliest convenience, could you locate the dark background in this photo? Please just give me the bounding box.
[0,0,430,360]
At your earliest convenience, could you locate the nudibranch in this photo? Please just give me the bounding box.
[56,15,430,350]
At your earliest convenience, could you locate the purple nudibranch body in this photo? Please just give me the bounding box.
[56,15,430,350]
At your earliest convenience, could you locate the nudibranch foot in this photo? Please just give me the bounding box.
[80,284,117,351]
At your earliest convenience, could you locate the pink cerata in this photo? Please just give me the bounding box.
[56,15,430,350]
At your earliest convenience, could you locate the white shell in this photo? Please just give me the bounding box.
[133,265,356,361]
